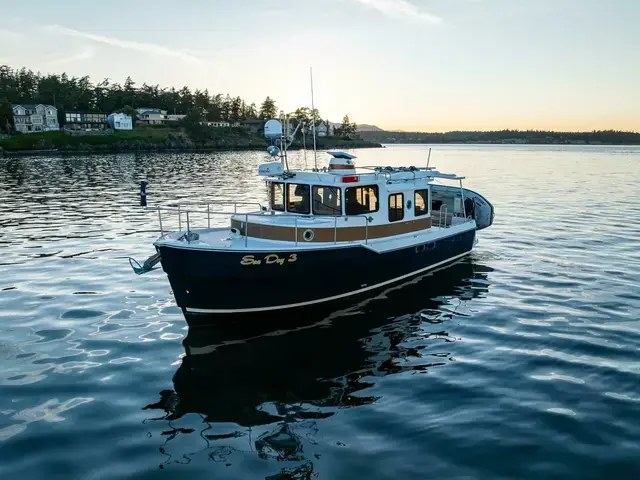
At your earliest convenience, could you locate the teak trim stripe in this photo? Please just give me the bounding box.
[231,217,433,243]
[328,164,355,170]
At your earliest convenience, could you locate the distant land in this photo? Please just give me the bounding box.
[0,126,382,155]
[356,124,384,132]
[356,127,640,145]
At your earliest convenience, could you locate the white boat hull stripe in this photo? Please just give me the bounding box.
[185,250,472,314]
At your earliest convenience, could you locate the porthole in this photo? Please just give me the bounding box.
[407,200,412,210]
[303,229,315,242]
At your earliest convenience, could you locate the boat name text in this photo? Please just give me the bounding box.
[241,254,298,266]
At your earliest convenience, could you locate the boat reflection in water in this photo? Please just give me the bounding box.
[144,257,493,476]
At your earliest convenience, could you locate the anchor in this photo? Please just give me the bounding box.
[129,251,161,275]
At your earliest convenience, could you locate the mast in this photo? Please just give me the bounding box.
[281,112,290,171]
[310,67,318,170]
[302,123,307,169]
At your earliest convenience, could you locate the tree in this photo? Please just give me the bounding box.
[193,89,211,115]
[178,86,193,114]
[292,107,311,124]
[259,96,278,119]
[220,94,232,121]
[230,96,243,122]
[206,93,222,121]
[0,97,13,133]
[123,76,136,107]
[94,78,112,112]
[291,107,321,126]
[182,107,204,126]
[180,108,207,141]
[335,114,357,138]
[245,102,258,119]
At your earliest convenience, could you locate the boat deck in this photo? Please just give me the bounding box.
[154,218,476,254]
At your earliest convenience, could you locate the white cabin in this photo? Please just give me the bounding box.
[228,152,471,244]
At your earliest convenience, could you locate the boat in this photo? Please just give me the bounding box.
[131,120,494,326]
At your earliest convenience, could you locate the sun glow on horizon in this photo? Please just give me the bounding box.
[1,0,638,132]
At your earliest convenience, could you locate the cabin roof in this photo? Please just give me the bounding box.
[327,151,357,160]
[264,168,463,187]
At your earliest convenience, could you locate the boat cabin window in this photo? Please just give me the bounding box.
[415,189,429,217]
[313,186,342,216]
[345,186,379,215]
[388,193,404,222]
[287,183,310,214]
[270,182,285,211]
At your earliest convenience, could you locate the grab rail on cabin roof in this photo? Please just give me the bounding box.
[147,204,371,246]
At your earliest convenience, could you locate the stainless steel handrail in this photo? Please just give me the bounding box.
[439,205,448,229]
[149,205,371,245]
[163,200,263,209]
[245,213,249,247]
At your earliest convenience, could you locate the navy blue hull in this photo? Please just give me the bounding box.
[157,228,475,323]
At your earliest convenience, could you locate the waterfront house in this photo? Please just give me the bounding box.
[315,121,329,137]
[136,108,167,125]
[303,119,331,137]
[201,121,231,128]
[107,113,133,131]
[64,112,108,130]
[12,104,59,134]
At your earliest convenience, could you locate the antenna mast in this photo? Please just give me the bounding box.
[302,124,307,169]
[281,112,290,172]
[310,67,318,170]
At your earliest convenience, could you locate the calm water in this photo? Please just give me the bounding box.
[1,145,639,479]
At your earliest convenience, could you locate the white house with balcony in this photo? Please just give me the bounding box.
[107,113,133,131]
[12,104,59,134]
[136,108,167,125]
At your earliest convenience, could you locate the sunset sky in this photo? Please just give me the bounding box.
[2,0,638,132]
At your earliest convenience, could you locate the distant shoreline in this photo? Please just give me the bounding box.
[0,128,383,157]
[4,141,640,158]
[359,129,640,146]
[0,143,384,157]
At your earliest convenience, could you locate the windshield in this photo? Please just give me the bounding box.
[312,186,342,215]
[287,183,310,214]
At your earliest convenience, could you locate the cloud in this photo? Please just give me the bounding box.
[351,0,442,24]
[44,25,203,64]
[0,28,24,41]
[47,45,96,66]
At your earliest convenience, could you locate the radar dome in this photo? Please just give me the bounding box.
[264,119,283,139]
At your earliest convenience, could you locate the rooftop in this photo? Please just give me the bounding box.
[12,103,56,110]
